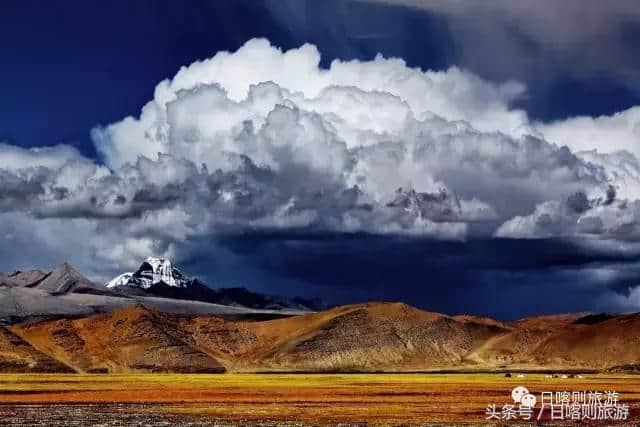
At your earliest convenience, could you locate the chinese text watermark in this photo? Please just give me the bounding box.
[486,386,629,421]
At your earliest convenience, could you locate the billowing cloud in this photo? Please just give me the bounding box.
[2,38,640,313]
[494,187,640,240]
[2,39,639,243]
[92,38,530,171]
[535,107,640,160]
[0,143,85,171]
[83,40,631,243]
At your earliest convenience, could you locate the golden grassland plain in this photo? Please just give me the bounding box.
[1,373,640,425]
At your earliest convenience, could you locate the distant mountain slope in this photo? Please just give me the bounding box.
[32,263,123,296]
[0,262,311,325]
[6,263,122,297]
[0,274,18,288]
[6,270,47,287]
[0,284,306,326]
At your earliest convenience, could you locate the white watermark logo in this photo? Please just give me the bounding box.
[486,386,630,421]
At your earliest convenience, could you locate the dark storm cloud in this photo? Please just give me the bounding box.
[567,192,590,214]
[372,1,640,115]
[203,232,640,318]
[267,0,640,119]
[0,168,49,209]
[394,1,640,75]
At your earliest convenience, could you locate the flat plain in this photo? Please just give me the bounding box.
[0,373,639,425]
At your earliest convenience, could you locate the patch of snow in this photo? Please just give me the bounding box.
[106,272,133,288]
[145,257,178,287]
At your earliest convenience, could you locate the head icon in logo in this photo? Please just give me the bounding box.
[520,393,537,407]
[511,386,529,403]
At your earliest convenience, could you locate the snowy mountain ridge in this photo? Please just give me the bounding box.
[106,257,191,289]
[104,257,322,312]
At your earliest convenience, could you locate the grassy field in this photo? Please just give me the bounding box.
[0,373,639,425]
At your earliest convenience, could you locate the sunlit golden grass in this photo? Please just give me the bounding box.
[1,373,640,424]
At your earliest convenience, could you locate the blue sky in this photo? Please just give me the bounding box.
[2,0,640,318]
[3,0,639,156]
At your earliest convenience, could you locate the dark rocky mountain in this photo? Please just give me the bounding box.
[106,257,322,311]
[9,263,120,297]
[38,263,123,296]
[133,282,322,311]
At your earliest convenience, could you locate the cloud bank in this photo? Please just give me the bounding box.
[363,0,640,98]
[2,39,640,312]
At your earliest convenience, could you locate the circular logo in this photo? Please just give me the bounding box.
[511,386,529,403]
[521,393,537,407]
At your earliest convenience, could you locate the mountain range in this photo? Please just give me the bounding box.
[0,259,318,325]
[2,301,640,374]
[1,260,639,374]
[105,257,322,311]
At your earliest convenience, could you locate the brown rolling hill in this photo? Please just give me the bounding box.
[199,302,508,372]
[11,306,225,373]
[9,302,640,373]
[0,326,73,373]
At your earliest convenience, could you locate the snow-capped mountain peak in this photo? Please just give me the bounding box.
[105,257,192,289]
[103,257,321,312]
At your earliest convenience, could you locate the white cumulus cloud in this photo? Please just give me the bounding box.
[2,38,640,275]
